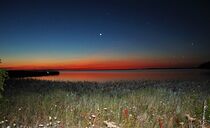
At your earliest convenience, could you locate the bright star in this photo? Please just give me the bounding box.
[99,33,103,36]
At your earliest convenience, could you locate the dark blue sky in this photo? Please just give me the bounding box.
[0,0,210,69]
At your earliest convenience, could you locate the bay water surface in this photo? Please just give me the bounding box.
[32,69,210,81]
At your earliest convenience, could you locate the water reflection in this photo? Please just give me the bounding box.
[32,69,210,81]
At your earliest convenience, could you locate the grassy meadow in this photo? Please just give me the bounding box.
[0,79,210,128]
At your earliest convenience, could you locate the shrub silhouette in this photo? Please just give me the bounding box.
[0,59,8,98]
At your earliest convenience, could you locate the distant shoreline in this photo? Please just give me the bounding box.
[5,68,210,79]
[7,70,59,78]
[2,62,210,72]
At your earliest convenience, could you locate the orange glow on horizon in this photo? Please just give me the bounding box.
[0,57,197,70]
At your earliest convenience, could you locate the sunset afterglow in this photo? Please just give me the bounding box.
[0,0,210,70]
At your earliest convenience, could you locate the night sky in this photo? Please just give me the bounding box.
[0,0,210,70]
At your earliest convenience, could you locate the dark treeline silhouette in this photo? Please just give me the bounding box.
[7,70,59,78]
[198,61,210,69]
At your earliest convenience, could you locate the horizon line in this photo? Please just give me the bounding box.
[0,67,198,71]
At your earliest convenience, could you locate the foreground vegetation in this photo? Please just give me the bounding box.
[0,79,210,128]
[0,69,7,98]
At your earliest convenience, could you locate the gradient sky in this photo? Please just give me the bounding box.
[0,0,210,70]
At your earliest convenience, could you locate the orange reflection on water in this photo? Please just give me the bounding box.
[33,70,209,81]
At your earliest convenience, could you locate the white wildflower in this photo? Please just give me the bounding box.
[13,123,16,127]
[103,121,120,128]
[91,114,96,118]
[48,116,52,121]
[38,124,44,127]
[56,121,61,124]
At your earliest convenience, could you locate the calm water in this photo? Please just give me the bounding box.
[32,69,210,81]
